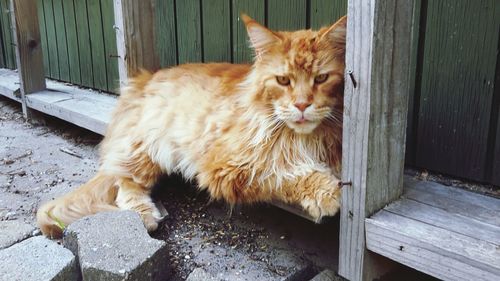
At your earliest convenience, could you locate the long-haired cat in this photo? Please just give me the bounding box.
[37,14,347,238]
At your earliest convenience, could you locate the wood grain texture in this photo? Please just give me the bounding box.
[0,68,114,134]
[404,0,422,165]
[202,0,231,63]
[267,0,307,30]
[0,0,16,69]
[310,0,347,29]
[155,0,177,67]
[74,0,93,88]
[114,0,159,88]
[42,0,58,79]
[62,0,81,85]
[0,6,5,67]
[87,0,107,90]
[100,0,119,92]
[0,68,21,101]
[175,0,201,64]
[36,0,49,76]
[9,0,46,118]
[415,0,500,181]
[404,176,500,212]
[51,0,69,82]
[338,1,414,280]
[493,114,500,186]
[366,210,500,281]
[231,0,264,63]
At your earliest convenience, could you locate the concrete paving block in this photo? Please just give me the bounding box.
[0,236,77,281]
[0,220,36,249]
[63,211,169,281]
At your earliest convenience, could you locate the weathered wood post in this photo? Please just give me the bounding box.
[113,0,159,88]
[9,0,46,119]
[338,0,415,280]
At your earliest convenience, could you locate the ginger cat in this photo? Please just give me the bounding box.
[37,15,347,238]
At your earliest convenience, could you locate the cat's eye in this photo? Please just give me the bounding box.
[276,76,290,86]
[314,74,329,84]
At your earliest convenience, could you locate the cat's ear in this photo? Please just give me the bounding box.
[241,14,281,57]
[319,15,347,48]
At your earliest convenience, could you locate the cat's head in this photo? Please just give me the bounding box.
[242,15,346,134]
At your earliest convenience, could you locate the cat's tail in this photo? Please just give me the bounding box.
[36,172,119,238]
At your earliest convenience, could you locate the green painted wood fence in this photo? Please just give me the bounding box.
[0,0,499,186]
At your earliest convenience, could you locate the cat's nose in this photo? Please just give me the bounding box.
[294,102,311,112]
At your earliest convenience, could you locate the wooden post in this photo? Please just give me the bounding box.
[338,0,414,280]
[9,0,46,119]
[113,0,159,89]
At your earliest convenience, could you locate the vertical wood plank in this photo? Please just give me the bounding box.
[175,0,201,64]
[36,0,50,76]
[42,0,59,79]
[155,0,177,67]
[202,0,231,62]
[231,0,264,63]
[62,0,81,85]
[100,0,119,92]
[9,0,46,118]
[52,0,70,82]
[493,114,500,186]
[338,1,414,280]
[74,0,93,88]
[1,0,16,69]
[113,0,159,88]
[415,0,500,181]
[0,10,5,68]
[267,0,307,30]
[404,0,422,165]
[310,0,347,29]
[87,0,107,90]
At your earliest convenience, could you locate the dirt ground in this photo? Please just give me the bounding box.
[0,96,446,281]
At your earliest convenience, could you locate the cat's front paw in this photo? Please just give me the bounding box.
[301,183,341,222]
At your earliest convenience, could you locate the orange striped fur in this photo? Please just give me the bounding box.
[37,15,347,238]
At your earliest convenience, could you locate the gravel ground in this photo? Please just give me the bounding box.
[4,96,485,280]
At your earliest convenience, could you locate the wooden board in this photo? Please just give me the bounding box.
[202,0,231,63]
[100,0,119,92]
[176,0,202,64]
[155,0,177,67]
[10,0,47,118]
[267,0,307,30]
[309,0,347,29]
[51,0,69,82]
[0,0,16,69]
[366,210,500,281]
[87,0,107,90]
[0,68,115,134]
[36,0,49,76]
[338,1,415,280]
[415,0,500,181]
[74,0,93,88]
[62,0,81,85]
[404,0,422,165]
[493,114,500,186]
[231,0,264,63]
[42,0,59,79]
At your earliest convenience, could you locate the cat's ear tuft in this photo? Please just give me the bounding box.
[241,13,281,57]
[319,15,347,48]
